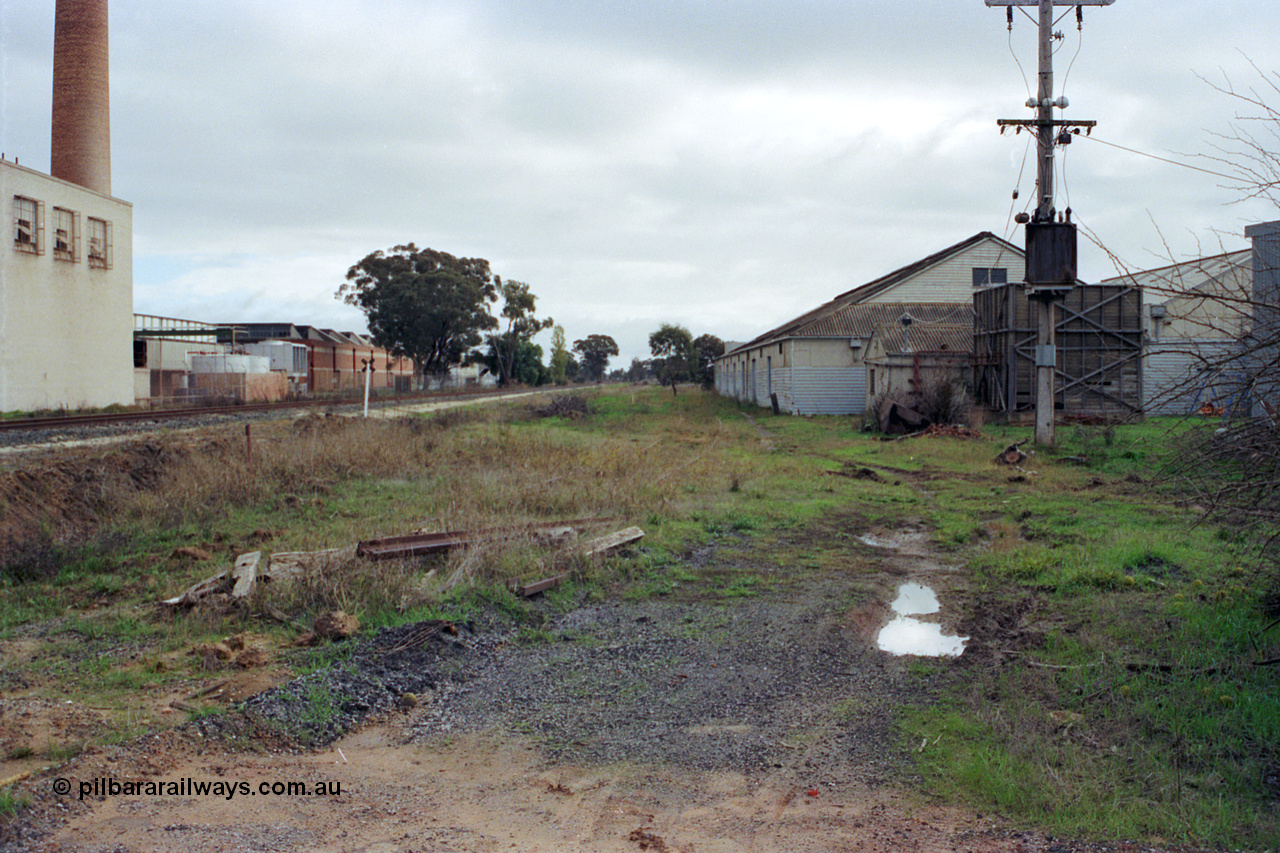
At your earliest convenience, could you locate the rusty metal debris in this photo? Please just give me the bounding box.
[163,520,640,606]
[375,620,457,655]
[356,517,619,560]
[512,573,572,598]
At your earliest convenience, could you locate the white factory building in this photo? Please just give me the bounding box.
[1,0,134,412]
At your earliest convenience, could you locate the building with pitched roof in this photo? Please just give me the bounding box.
[1102,249,1252,415]
[864,321,974,405]
[715,232,1021,415]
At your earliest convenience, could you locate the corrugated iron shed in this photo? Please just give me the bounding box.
[725,231,1016,355]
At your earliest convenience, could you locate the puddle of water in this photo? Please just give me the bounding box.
[888,582,939,615]
[877,618,968,657]
[877,581,968,657]
[856,529,934,558]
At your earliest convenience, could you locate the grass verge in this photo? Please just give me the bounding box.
[0,391,1275,847]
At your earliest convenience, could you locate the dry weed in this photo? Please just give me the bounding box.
[1,394,735,594]
[265,554,428,618]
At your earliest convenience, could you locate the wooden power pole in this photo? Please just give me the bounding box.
[986,0,1113,445]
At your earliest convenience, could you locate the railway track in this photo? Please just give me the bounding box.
[0,387,543,434]
[0,386,562,453]
[0,401,316,432]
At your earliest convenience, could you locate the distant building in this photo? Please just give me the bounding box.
[1,0,133,412]
[132,315,220,403]
[1102,249,1250,416]
[1104,219,1280,417]
[2,158,133,411]
[220,323,419,395]
[716,232,1019,415]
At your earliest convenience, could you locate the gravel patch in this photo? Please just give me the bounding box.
[0,408,335,453]
[410,583,918,782]
[225,572,924,786]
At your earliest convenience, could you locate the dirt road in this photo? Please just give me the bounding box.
[4,529,1182,852]
[30,726,1044,853]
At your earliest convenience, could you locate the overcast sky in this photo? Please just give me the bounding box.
[2,1,1277,366]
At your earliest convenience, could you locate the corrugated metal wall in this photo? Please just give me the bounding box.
[789,366,864,414]
[1247,222,1280,413]
[772,364,795,412]
[719,349,865,414]
[1144,341,1241,415]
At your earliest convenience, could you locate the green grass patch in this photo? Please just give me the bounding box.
[0,788,32,819]
[1,388,1277,849]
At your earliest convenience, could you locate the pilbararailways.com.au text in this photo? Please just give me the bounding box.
[62,777,342,801]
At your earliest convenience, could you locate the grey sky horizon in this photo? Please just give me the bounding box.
[2,0,1277,367]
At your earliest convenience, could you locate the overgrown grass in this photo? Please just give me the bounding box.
[0,390,1275,847]
[886,418,1280,848]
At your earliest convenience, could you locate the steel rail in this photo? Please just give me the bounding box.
[0,386,552,433]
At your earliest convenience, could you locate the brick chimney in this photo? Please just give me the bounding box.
[50,0,111,196]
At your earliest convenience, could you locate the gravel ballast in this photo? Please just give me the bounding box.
[232,572,924,787]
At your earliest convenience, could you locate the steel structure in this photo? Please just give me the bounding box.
[974,282,1143,419]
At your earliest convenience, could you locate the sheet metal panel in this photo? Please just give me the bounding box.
[1144,341,1241,415]
[790,366,865,415]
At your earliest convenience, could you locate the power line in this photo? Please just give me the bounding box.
[1008,27,1031,98]
[1080,135,1242,182]
[1059,12,1084,97]
[1003,133,1036,249]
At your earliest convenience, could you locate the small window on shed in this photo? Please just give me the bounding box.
[972,267,1008,287]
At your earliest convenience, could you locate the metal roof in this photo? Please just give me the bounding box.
[723,231,1018,356]
[868,321,974,355]
[799,303,974,339]
[1101,249,1251,303]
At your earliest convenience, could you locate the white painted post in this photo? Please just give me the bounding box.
[362,359,372,418]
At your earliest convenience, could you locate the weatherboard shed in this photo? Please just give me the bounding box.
[715,232,1022,415]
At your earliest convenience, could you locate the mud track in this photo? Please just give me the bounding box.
[3,534,1206,852]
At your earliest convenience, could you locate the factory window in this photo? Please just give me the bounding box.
[87,217,112,269]
[53,206,78,261]
[972,267,1008,287]
[14,196,44,254]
